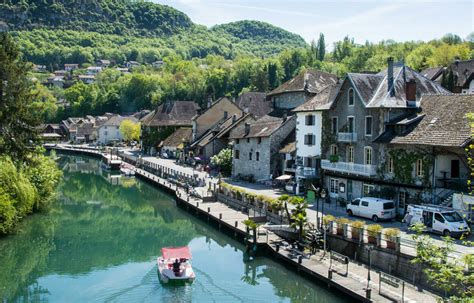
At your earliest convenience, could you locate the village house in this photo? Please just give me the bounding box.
[39,124,66,142]
[235,91,271,119]
[319,58,449,216]
[97,115,138,145]
[64,64,79,72]
[96,59,111,68]
[78,74,95,84]
[230,69,337,181]
[152,60,164,68]
[126,61,140,69]
[159,127,193,159]
[140,101,200,155]
[373,94,472,216]
[86,66,102,75]
[422,59,474,94]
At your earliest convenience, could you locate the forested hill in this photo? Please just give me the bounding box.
[0,0,193,36]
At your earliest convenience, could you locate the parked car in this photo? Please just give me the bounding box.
[346,197,396,222]
[404,204,470,237]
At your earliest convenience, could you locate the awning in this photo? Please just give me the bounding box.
[275,174,293,181]
[161,246,192,260]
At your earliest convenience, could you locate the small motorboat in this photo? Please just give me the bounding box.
[157,246,195,283]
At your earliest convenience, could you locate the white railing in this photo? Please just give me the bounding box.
[337,132,358,142]
[321,160,376,176]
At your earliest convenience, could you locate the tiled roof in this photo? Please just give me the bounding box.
[347,65,449,108]
[229,110,295,139]
[293,83,341,112]
[235,92,271,118]
[160,127,192,148]
[267,69,338,97]
[420,66,444,81]
[102,115,137,127]
[76,123,94,137]
[279,141,296,154]
[142,101,200,127]
[449,59,474,87]
[376,94,473,147]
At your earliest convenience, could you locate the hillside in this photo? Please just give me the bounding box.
[0,0,193,36]
[1,0,307,62]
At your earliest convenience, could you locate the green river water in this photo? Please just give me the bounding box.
[0,155,350,302]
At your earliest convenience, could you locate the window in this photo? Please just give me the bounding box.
[330,144,338,155]
[351,199,360,206]
[387,156,394,174]
[399,191,407,210]
[415,159,423,177]
[249,152,252,161]
[361,201,369,207]
[348,88,355,106]
[347,146,354,163]
[256,152,260,161]
[365,116,373,136]
[305,114,315,125]
[235,150,240,159]
[364,147,372,165]
[236,139,240,144]
[304,157,313,168]
[304,134,315,146]
[363,183,375,196]
[330,178,339,194]
[383,202,395,210]
[451,159,460,178]
[434,213,445,223]
[257,137,262,144]
[331,117,338,134]
[347,116,355,133]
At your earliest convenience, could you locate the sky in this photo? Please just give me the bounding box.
[154,0,473,46]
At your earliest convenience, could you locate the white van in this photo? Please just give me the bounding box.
[404,204,470,238]
[346,197,396,222]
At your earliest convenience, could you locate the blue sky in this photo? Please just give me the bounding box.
[155,0,473,46]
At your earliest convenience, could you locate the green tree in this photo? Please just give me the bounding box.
[316,33,326,61]
[210,148,232,176]
[0,33,40,161]
[119,119,141,143]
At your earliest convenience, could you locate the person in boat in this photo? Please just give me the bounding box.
[172,258,181,275]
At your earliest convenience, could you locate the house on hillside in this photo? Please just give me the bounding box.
[421,59,474,94]
[373,94,472,215]
[126,61,140,69]
[65,64,79,72]
[78,74,95,84]
[141,101,200,155]
[318,58,450,215]
[159,127,193,159]
[97,115,138,145]
[87,66,102,75]
[97,59,111,68]
[40,124,65,142]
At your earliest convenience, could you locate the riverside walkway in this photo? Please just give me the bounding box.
[47,145,438,302]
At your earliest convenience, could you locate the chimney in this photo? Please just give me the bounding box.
[282,111,288,122]
[406,79,416,102]
[232,114,237,123]
[303,72,309,93]
[387,57,394,96]
[244,123,250,136]
[224,111,228,119]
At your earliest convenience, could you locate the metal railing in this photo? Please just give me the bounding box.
[321,160,377,176]
[337,132,358,142]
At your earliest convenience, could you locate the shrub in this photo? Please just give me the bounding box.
[384,228,400,239]
[335,217,351,225]
[367,224,383,237]
[351,220,366,229]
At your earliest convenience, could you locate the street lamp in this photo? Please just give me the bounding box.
[320,189,327,230]
[365,244,374,299]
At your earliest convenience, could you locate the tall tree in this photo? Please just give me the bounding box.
[0,33,40,162]
[316,33,326,61]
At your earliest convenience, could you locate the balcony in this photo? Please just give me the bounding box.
[321,160,376,177]
[337,132,358,142]
[296,167,317,177]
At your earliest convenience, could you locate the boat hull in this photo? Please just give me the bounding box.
[157,257,195,284]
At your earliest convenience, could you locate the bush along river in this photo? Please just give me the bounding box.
[0,155,350,302]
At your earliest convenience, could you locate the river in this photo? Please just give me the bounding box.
[0,155,350,302]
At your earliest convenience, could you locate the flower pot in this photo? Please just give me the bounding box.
[368,236,377,244]
[386,241,396,250]
[337,228,344,236]
[352,230,360,240]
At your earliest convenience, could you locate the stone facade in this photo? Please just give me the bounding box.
[272,92,310,110]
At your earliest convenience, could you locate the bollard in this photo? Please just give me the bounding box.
[197,202,199,208]
[275,244,279,252]
[207,207,210,213]
[365,288,371,299]
[298,255,303,264]
[328,269,333,279]
[219,213,222,219]
[235,221,238,228]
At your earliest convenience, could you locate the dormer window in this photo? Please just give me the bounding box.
[348,88,355,106]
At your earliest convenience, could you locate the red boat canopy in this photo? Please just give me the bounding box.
[161,246,192,260]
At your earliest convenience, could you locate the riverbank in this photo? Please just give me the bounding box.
[46,145,438,302]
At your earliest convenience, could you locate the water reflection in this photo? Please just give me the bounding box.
[0,155,349,302]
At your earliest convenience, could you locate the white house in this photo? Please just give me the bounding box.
[292,84,340,194]
[97,115,138,145]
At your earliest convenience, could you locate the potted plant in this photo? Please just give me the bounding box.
[329,154,339,163]
[350,220,366,240]
[323,214,335,228]
[335,217,351,236]
[257,195,265,208]
[367,224,383,244]
[384,228,400,249]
